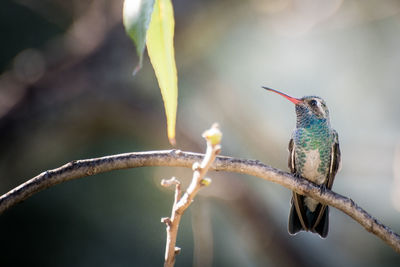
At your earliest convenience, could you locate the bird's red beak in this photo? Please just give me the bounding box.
[262,86,302,105]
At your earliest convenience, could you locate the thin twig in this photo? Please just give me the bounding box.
[163,124,222,267]
[161,176,182,266]
[1,151,400,253]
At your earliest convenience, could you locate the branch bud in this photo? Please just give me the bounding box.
[200,177,212,186]
[192,162,201,171]
[202,123,222,146]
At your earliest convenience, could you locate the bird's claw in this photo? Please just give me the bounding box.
[319,184,327,195]
[293,173,302,179]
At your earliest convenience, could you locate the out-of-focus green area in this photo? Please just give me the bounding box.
[1,0,400,266]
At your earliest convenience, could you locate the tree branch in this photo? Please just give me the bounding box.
[1,149,400,253]
[161,124,222,267]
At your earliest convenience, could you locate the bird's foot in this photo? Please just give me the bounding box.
[319,184,327,196]
[293,173,302,179]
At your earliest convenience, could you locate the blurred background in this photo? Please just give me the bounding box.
[1,0,400,266]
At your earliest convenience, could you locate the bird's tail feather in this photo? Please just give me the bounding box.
[311,206,329,238]
[288,203,304,235]
[288,203,329,238]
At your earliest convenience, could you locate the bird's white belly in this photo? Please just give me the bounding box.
[301,149,326,185]
[300,149,327,212]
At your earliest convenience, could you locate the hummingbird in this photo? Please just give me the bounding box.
[262,86,341,238]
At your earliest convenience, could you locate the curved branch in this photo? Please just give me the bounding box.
[1,149,400,253]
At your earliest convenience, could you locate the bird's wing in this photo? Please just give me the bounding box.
[327,129,341,189]
[288,138,309,230]
[288,138,296,172]
[311,130,341,233]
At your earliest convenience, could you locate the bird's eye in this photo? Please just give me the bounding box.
[309,100,317,106]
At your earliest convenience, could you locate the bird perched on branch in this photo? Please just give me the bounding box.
[263,86,341,238]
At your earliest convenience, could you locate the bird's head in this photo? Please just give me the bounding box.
[262,86,330,124]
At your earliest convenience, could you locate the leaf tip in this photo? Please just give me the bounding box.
[169,137,176,146]
[132,57,143,76]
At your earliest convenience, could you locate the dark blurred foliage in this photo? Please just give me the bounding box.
[1,0,400,266]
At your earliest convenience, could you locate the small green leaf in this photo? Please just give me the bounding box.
[123,0,155,75]
[146,0,178,145]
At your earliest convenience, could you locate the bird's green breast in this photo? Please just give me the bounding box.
[294,123,332,181]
